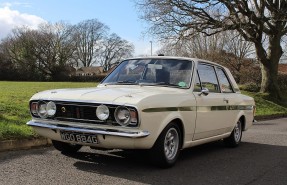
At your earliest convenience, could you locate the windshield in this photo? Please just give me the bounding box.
[102,58,193,88]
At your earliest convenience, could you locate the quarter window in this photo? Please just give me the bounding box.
[197,64,220,93]
[215,67,233,93]
[193,72,202,92]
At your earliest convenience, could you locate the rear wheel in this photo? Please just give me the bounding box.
[52,140,82,153]
[149,122,181,168]
[224,120,242,147]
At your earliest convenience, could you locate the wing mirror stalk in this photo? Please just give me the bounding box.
[199,88,209,96]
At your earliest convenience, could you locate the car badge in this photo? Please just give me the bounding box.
[61,107,66,113]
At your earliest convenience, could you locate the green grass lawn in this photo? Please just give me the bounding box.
[242,91,287,117]
[0,81,97,140]
[0,81,286,140]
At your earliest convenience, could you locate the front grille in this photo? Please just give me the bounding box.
[30,100,139,127]
[54,102,117,125]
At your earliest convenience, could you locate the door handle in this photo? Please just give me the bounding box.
[223,98,229,103]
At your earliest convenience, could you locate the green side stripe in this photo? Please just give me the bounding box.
[205,105,254,111]
[142,105,254,113]
[142,106,196,113]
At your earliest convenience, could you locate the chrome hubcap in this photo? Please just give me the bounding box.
[234,121,242,142]
[164,128,179,160]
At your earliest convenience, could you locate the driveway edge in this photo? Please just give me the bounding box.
[0,138,52,152]
[255,114,287,121]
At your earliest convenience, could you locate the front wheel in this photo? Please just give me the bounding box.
[224,120,242,147]
[52,140,82,153]
[149,123,181,168]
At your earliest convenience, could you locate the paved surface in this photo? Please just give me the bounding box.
[0,118,287,185]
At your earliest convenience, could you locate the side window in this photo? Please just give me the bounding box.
[193,71,201,92]
[197,64,220,93]
[215,67,233,93]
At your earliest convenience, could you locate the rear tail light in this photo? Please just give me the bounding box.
[253,105,256,118]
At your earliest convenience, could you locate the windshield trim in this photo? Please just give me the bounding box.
[101,58,194,89]
[101,82,190,89]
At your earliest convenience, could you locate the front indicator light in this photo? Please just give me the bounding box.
[130,110,138,126]
[31,102,38,116]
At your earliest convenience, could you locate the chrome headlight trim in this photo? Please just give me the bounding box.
[46,101,57,117]
[114,106,131,126]
[37,101,48,119]
[96,104,110,121]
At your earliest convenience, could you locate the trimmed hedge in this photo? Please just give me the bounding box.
[278,72,287,90]
[69,75,106,82]
[240,82,260,92]
[238,65,261,85]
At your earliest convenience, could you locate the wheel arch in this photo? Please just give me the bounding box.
[169,118,185,149]
[234,111,247,130]
[151,116,185,150]
[239,115,246,131]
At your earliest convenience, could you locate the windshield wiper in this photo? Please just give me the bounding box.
[105,81,181,88]
[105,80,137,85]
[139,82,177,87]
[117,80,137,84]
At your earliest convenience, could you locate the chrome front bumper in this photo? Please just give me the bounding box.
[27,121,150,138]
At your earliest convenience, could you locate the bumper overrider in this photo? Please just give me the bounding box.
[27,120,150,138]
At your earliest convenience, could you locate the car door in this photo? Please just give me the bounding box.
[214,66,240,131]
[193,63,231,140]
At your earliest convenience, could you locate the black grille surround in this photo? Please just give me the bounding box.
[30,100,139,127]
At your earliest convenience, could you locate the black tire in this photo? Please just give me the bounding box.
[52,140,82,153]
[149,122,181,168]
[224,120,243,147]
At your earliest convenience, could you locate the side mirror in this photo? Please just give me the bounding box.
[199,88,209,96]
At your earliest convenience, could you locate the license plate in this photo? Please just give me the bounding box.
[60,131,99,144]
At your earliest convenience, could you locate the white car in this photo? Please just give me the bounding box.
[27,56,255,167]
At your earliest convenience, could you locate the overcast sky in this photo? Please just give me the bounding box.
[0,0,159,56]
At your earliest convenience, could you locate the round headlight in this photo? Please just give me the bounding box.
[46,101,56,117]
[96,105,109,121]
[114,106,131,126]
[37,101,48,118]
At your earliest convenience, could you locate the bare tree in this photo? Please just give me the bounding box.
[34,22,77,80]
[157,30,255,83]
[3,22,77,80]
[0,19,135,80]
[98,33,134,71]
[0,40,19,80]
[137,0,287,100]
[219,31,256,83]
[1,27,41,80]
[157,31,226,58]
[73,19,108,67]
